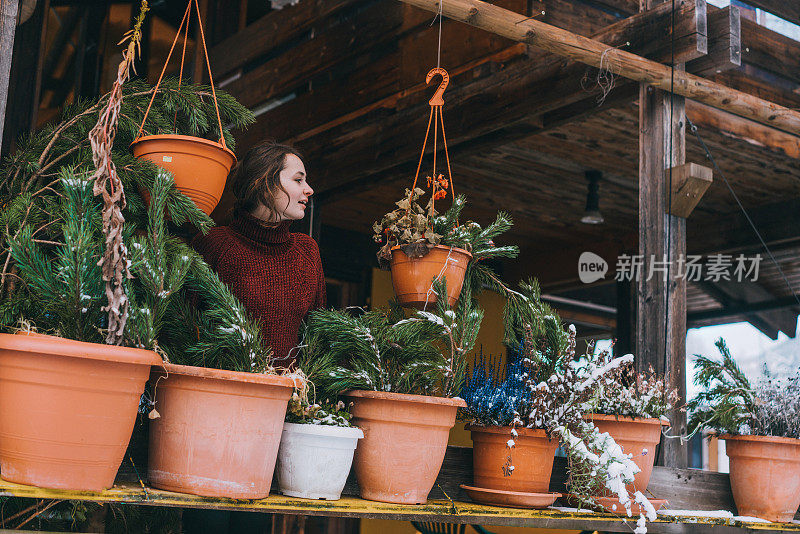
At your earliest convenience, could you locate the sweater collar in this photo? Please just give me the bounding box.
[232,212,291,245]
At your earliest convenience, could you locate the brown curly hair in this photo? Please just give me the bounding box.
[230,140,304,224]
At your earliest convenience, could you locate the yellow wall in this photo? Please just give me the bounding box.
[363,269,577,534]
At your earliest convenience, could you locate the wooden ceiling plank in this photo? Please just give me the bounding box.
[397,0,800,135]
[744,0,800,28]
[209,0,359,78]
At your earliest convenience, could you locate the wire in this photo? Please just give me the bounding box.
[662,0,676,381]
[437,0,443,68]
[686,117,800,309]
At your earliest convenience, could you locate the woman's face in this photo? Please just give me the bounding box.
[253,153,313,221]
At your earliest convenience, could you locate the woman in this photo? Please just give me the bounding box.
[185,142,324,533]
[193,140,325,369]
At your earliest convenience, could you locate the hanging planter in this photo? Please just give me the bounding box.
[276,422,363,500]
[130,0,235,216]
[345,390,465,504]
[0,332,159,491]
[147,363,295,499]
[131,135,235,216]
[372,68,478,310]
[390,244,472,309]
[722,434,800,522]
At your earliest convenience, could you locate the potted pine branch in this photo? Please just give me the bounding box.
[0,7,166,492]
[0,39,292,498]
[373,191,518,309]
[462,279,659,533]
[688,339,800,522]
[275,344,363,501]
[303,279,482,504]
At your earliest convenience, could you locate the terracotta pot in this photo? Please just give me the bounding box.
[468,425,558,493]
[585,414,667,494]
[131,134,236,215]
[345,390,465,504]
[723,434,800,522]
[0,332,160,491]
[147,363,294,499]
[390,245,472,309]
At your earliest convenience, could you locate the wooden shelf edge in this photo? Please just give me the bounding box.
[1,480,799,534]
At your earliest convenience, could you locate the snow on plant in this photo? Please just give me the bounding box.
[688,338,800,439]
[580,343,678,419]
[463,314,657,531]
[303,277,482,398]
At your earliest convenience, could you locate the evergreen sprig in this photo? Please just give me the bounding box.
[687,338,756,436]
[302,306,451,397]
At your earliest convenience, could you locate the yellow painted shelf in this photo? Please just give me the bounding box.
[1,480,799,534]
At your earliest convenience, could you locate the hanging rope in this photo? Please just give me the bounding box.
[135,0,227,148]
[407,67,453,217]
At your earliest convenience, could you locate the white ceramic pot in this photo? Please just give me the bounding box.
[276,422,364,500]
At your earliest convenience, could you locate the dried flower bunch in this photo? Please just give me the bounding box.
[581,345,679,419]
[688,338,800,439]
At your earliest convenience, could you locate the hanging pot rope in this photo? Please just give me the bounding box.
[408,67,455,217]
[135,0,226,148]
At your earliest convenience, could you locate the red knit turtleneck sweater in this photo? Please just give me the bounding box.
[192,213,325,368]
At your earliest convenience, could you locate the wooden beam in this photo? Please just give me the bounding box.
[688,295,800,323]
[686,100,800,159]
[2,0,45,158]
[667,162,713,218]
[396,0,800,136]
[0,0,19,155]
[687,5,740,77]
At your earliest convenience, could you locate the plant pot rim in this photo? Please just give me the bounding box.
[720,434,800,445]
[1,332,161,366]
[131,134,236,160]
[345,389,466,407]
[465,424,551,438]
[283,421,364,439]
[583,413,671,426]
[152,362,297,387]
[390,243,472,258]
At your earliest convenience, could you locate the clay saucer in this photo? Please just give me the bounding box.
[565,495,668,515]
[460,485,561,509]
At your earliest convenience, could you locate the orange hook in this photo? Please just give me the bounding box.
[426,67,449,107]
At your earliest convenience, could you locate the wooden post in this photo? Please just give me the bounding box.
[0,0,19,156]
[637,1,688,470]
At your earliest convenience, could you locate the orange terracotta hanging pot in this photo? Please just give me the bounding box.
[0,332,160,491]
[390,244,472,309]
[130,0,235,216]
[389,68,472,310]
